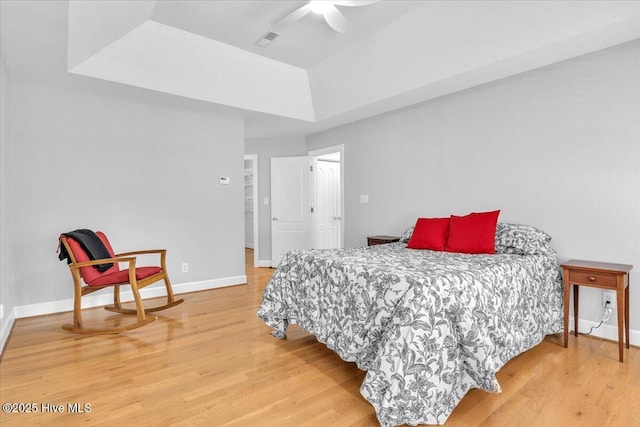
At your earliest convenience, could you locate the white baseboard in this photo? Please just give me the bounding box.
[257,260,273,268]
[0,307,17,354]
[575,317,639,347]
[12,275,247,320]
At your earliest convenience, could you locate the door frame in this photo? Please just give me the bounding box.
[308,145,344,249]
[244,154,259,267]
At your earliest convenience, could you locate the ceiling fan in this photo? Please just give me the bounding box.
[275,0,379,34]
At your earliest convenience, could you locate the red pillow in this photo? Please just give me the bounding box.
[407,217,450,251]
[445,210,500,254]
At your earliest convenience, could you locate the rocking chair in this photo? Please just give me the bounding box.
[58,230,184,333]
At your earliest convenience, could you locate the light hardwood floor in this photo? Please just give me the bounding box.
[1,249,638,426]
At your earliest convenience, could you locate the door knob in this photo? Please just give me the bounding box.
[272,217,278,221]
[333,216,342,220]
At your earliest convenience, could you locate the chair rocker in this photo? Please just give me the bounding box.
[59,231,184,334]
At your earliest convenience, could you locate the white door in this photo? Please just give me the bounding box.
[271,156,310,267]
[312,159,342,249]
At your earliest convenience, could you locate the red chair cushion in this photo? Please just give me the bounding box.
[66,232,120,284]
[88,266,162,287]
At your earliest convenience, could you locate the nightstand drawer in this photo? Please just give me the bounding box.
[569,270,616,287]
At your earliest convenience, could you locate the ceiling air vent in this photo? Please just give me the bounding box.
[255,31,280,47]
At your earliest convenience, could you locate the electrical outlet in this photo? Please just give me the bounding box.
[181,263,189,273]
[602,291,616,310]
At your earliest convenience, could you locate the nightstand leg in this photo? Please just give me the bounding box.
[573,285,579,337]
[617,283,624,363]
[625,284,630,349]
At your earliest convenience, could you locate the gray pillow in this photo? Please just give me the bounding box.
[494,222,552,255]
[399,225,415,243]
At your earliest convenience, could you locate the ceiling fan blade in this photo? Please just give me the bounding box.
[274,4,312,29]
[332,0,379,6]
[324,6,347,33]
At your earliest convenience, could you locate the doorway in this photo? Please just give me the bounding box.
[244,155,259,267]
[269,146,344,267]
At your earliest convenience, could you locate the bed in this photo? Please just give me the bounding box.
[257,223,563,426]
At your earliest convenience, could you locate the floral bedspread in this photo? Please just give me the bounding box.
[257,243,563,426]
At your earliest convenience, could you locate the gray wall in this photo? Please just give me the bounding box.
[1,54,15,343]
[307,41,640,340]
[245,135,307,263]
[7,76,246,307]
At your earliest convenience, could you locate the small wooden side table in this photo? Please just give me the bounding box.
[367,235,400,246]
[561,259,633,362]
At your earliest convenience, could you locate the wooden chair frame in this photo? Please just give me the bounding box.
[60,236,184,334]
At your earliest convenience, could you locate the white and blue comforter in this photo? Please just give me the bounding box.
[257,242,563,426]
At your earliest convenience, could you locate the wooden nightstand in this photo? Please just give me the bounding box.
[367,235,400,246]
[561,259,633,362]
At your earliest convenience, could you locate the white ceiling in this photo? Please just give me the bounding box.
[2,1,640,139]
[151,1,425,68]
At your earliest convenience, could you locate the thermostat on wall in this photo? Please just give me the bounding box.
[219,176,230,185]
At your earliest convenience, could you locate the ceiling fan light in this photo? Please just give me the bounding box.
[309,1,334,15]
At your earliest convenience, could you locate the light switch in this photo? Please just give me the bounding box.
[264,197,269,205]
[360,195,369,204]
